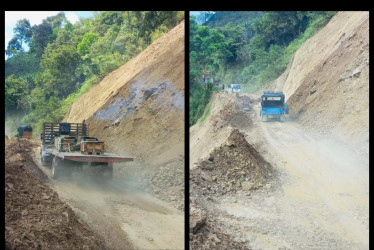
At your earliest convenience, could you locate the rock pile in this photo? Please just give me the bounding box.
[189,128,276,249]
[189,198,248,250]
[191,129,274,197]
[145,158,185,210]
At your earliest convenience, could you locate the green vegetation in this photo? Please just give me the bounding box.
[199,103,211,125]
[189,11,337,126]
[5,11,184,136]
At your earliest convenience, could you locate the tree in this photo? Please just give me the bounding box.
[197,11,215,24]
[29,21,53,57]
[5,37,22,56]
[77,33,99,55]
[14,19,32,46]
[5,75,27,110]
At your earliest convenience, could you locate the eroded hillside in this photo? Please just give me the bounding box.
[278,11,369,155]
[65,21,185,208]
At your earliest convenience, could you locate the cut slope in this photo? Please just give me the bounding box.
[273,11,369,155]
[65,21,185,209]
[65,21,184,166]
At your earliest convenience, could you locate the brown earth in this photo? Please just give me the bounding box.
[65,21,185,209]
[5,137,108,250]
[276,11,369,156]
[189,198,249,250]
[190,92,252,170]
[191,129,275,197]
[189,95,277,249]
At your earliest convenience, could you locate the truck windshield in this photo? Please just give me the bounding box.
[233,85,241,89]
[262,96,284,107]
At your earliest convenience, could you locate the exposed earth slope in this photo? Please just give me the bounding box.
[65,21,185,209]
[280,11,369,156]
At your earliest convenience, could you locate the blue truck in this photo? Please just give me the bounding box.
[260,91,289,122]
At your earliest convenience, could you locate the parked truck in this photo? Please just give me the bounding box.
[40,121,133,180]
[260,91,289,122]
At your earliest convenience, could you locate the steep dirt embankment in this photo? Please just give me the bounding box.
[65,21,185,208]
[275,11,369,155]
[5,137,108,250]
[190,92,254,169]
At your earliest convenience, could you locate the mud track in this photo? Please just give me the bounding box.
[32,146,184,250]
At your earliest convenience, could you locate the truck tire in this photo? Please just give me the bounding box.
[280,115,285,122]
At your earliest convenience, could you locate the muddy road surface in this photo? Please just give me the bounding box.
[32,147,184,250]
[209,94,369,249]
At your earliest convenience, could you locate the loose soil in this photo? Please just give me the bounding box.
[5,137,108,250]
[280,11,369,156]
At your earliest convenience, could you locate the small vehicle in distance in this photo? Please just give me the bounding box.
[228,84,241,94]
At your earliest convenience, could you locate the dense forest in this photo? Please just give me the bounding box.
[5,11,184,136]
[189,11,337,126]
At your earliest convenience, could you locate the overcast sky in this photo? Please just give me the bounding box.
[5,11,94,56]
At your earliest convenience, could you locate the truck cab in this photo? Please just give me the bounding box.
[260,91,289,122]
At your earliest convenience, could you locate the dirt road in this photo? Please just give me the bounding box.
[205,94,369,249]
[32,147,184,250]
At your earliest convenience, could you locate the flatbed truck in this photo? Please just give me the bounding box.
[40,122,133,179]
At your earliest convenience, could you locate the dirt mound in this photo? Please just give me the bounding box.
[275,11,369,155]
[5,138,107,250]
[191,129,274,197]
[190,92,254,170]
[190,129,275,249]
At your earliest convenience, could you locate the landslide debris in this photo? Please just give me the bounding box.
[189,198,248,250]
[279,11,369,155]
[190,92,254,170]
[191,129,274,197]
[190,129,276,249]
[5,138,107,250]
[143,156,185,210]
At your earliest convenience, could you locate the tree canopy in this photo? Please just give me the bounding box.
[5,11,184,136]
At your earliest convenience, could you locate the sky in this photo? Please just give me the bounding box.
[5,11,94,56]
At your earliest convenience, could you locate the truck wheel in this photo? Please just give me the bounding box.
[280,115,285,122]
